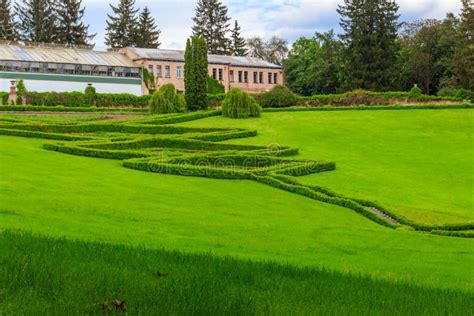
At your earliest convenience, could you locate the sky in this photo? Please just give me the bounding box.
[82,0,464,51]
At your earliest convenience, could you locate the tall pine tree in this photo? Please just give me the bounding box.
[135,6,161,48]
[192,0,231,55]
[0,0,17,40]
[230,20,247,56]
[338,0,400,91]
[452,0,474,90]
[15,0,57,43]
[185,36,209,111]
[56,0,95,47]
[105,0,138,48]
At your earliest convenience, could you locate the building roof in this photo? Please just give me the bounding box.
[127,47,283,69]
[0,44,138,68]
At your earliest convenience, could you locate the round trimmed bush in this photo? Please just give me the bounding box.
[222,88,262,119]
[256,85,298,108]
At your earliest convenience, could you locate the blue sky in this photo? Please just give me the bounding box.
[82,0,463,50]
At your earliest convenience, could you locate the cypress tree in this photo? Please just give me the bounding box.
[105,0,138,48]
[135,6,161,48]
[0,0,17,40]
[230,20,247,56]
[56,0,95,47]
[192,0,231,55]
[15,0,57,43]
[185,36,209,111]
[338,0,400,91]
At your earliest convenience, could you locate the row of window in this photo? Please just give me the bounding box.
[148,64,182,79]
[148,64,279,85]
[215,69,279,84]
[0,61,141,78]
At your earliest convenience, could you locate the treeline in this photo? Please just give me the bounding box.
[285,0,474,96]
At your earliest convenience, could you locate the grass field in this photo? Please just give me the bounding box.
[1,231,473,315]
[0,109,473,313]
[180,109,474,225]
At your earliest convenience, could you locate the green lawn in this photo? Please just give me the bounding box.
[1,135,473,291]
[180,109,474,225]
[2,231,473,315]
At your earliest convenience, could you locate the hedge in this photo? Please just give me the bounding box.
[0,105,147,113]
[0,92,8,105]
[44,143,154,160]
[264,103,474,113]
[0,128,96,141]
[23,91,150,108]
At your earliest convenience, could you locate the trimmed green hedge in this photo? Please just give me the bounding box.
[0,92,8,105]
[0,105,147,113]
[44,143,153,160]
[0,128,96,141]
[24,91,150,108]
[264,104,474,113]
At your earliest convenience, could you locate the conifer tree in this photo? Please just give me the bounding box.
[56,0,95,47]
[230,20,247,56]
[15,0,57,43]
[192,0,231,55]
[338,0,400,91]
[0,0,17,40]
[135,6,161,48]
[105,0,138,48]
[451,0,474,90]
[184,36,209,111]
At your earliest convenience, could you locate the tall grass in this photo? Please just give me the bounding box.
[1,231,472,315]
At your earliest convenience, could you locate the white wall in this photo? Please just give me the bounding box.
[0,78,143,96]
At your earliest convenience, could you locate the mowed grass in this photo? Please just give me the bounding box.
[1,231,473,315]
[180,109,474,225]
[0,135,473,291]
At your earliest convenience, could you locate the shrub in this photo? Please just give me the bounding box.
[409,85,423,96]
[257,85,298,108]
[149,91,173,114]
[207,76,225,94]
[16,80,27,95]
[84,85,97,106]
[222,89,262,119]
[16,95,23,105]
[175,94,187,112]
[156,83,187,113]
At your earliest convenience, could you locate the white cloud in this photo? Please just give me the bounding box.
[83,0,465,49]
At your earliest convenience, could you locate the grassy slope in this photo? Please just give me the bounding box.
[0,135,473,290]
[180,109,474,225]
[1,231,473,315]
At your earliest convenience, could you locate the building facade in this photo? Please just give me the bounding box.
[122,48,284,94]
[0,44,283,97]
[0,44,143,96]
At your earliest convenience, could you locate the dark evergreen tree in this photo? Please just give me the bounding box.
[56,0,95,47]
[230,20,247,56]
[192,0,231,55]
[184,36,209,110]
[338,0,400,91]
[135,6,161,48]
[0,0,17,40]
[15,0,57,43]
[452,0,474,90]
[105,0,138,48]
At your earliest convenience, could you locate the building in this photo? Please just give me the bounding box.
[0,43,284,96]
[121,48,284,94]
[0,44,142,95]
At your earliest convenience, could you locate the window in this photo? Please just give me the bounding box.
[238,71,242,83]
[212,68,217,80]
[148,64,154,75]
[218,69,223,81]
[259,72,263,84]
[274,73,278,84]
[253,72,258,83]
[268,73,273,84]
[176,66,182,79]
[244,71,248,83]
[165,66,171,78]
[157,65,162,77]
[229,70,234,82]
